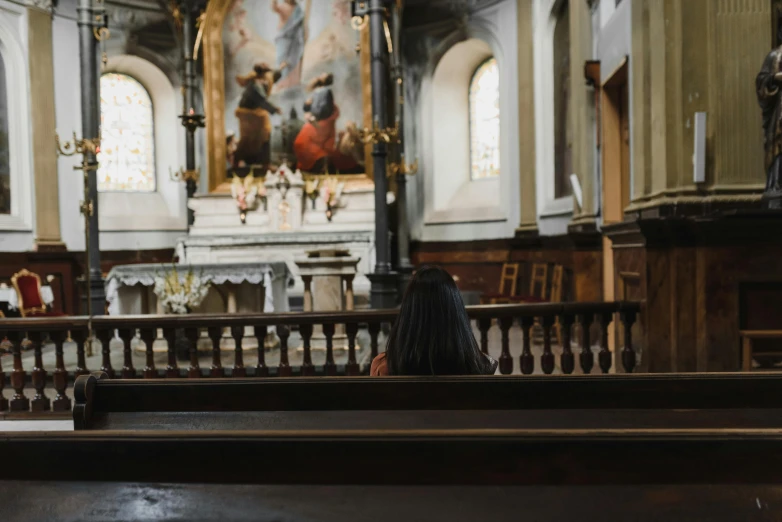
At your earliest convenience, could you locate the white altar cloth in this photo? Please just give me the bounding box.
[105,263,290,316]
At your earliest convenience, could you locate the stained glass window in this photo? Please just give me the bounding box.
[98,73,156,192]
[469,58,500,180]
[0,52,11,214]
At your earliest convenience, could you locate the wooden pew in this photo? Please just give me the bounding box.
[74,371,782,431]
[4,374,782,520]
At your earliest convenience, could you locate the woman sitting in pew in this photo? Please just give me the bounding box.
[371,266,498,376]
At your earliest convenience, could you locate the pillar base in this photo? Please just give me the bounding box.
[368,272,399,310]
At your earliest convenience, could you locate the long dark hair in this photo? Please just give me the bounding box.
[385,266,496,376]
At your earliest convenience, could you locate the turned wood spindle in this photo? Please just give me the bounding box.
[231,325,246,378]
[498,316,514,375]
[52,330,71,411]
[8,332,29,412]
[185,327,201,378]
[139,328,157,379]
[478,317,491,355]
[368,322,381,359]
[299,323,315,376]
[598,311,613,374]
[117,328,136,379]
[345,322,360,376]
[207,326,224,377]
[71,329,89,377]
[322,322,337,376]
[620,307,638,373]
[28,331,50,412]
[162,328,179,378]
[0,336,8,411]
[519,316,535,375]
[559,313,576,375]
[95,329,115,378]
[579,312,594,374]
[276,325,292,377]
[253,325,269,377]
[540,315,555,375]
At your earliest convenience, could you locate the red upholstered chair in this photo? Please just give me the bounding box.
[11,269,60,317]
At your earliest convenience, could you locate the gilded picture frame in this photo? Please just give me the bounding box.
[202,0,373,193]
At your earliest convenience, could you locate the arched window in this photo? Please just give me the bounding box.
[0,52,10,214]
[553,0,572,198]
[469,57,500,180]
[98,73,156,192]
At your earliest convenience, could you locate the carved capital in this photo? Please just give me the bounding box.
[26,0,53,12]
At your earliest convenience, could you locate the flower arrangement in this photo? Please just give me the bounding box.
[153,264,211,315]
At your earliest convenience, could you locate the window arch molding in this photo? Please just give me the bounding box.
[533,0,575,225]
[0,6,33,231]
[98,72,157,192]
[98,54,186,233]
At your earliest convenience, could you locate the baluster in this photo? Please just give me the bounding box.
[71,329,89,377]
[185,327,201,378]
[117,328,136,379]
[540,315,555,375]
[207,327,224,377]
[368,322,380,359]
[163,327,178,378]
[231,326,246,377]
[299,323,314,376]
[0,335,8,411]
[253,325,269,377]
[95,329,115,378]
[139,328,157,379]
[8,332,29,411]
[27,331,50,412]
[598,311,613,374]
[498,316,513,375]
[52,330,71,411]
[559,313,576,375]
[345,322,359,376]
[276,325,291,377]
[621,306,638,373]
[478,317,491,355]
[579,312,594,374]
[519,316,535,375]
[322,323,337,376]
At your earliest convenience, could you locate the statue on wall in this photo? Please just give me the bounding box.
[756,45,782,208]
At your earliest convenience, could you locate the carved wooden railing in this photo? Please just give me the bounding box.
[0,301,641,413]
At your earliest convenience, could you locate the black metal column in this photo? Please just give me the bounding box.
[180,1,204,227]
[367,0,398,309]
[390,1,413,291]
[78,0,105,315]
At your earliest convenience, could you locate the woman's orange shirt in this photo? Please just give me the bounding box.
[370,353,388,376]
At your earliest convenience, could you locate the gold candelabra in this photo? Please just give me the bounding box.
[55,132,100,158]
[356,120,400,145]
[170,167,200,183]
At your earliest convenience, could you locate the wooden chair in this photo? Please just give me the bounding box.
[11,269,59,317]
[480,263,520,304]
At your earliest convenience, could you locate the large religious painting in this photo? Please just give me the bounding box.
[204,0,371,191]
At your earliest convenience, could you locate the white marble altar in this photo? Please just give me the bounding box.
[181,168,376,307]
[105,262,290,316]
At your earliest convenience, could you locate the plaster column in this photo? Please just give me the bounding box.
[27,1,64,250]
[568,0,597,225]
[515,0,538,235]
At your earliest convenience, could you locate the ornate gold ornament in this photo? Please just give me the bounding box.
[170,167,201,183]
[356,119,400,145]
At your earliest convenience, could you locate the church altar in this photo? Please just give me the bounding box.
[178,169,376,307]
[105,262,290,316]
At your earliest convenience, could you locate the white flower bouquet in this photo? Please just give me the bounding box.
[154,265,211,315]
